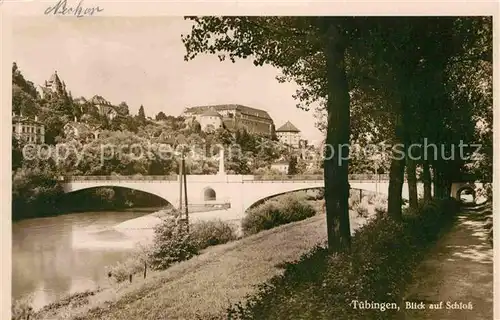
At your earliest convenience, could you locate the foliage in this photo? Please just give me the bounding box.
[155,111,168,121]
[374,198,387,217]
[189,220,239,250]
[147,216,198,270]
[11,162,64,221]
[107,255,147,283]
[11,294,34,320]
[137,105,146,123]
[227,199,459,319]
[242,194,317,236]
[354,202,369,217]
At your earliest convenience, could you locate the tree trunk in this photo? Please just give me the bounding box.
[433,164,446,199]
[387,151,406,220]
[422,160,432,202]
[322,19,351,253]
[406,158,418,209]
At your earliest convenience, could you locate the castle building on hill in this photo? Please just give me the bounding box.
[12,113,45,144]
[198,108,223,132]
[276,121,301,149]
[182,104,274,136]
[39,70,66,98]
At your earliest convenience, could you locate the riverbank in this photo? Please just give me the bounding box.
[30,202,373,320]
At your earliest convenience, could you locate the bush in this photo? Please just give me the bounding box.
[374,202,386,217]
[354,202,369,217]
[367,192,378,204]
[107,255,147,283]
[348,197,360,210]
[189,220,238,250]
[11,295,34,320]
[227,198,460,319]
[148,217,198,270]
[242,194,316,236]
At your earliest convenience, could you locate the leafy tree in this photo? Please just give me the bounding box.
[182,16,358,251]
[117,101,130,116]
[137,105,146,123]
[155,111,168,121]
[12,137,23,171]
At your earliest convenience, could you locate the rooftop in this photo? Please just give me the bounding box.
[64,121,95,134]
[12,115,43,125]
[276,121,300,132]
[200,108,222,117]
[183,104,273,120]
[47,71,61,85]
[272,160,289,165]
[90,95,113,106]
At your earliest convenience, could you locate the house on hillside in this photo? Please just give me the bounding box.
[12,113,45,144]
[270,160,289,174]
[90,95,118,121]
[63,117,100,141]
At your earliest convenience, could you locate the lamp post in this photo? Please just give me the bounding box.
[182,151,189,232]
[176,148,189,232]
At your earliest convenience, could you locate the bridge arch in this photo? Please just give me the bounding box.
[245,187,324,212]
[456,184,477,205]
[60,185,175,208]
[203,187,217,201]
[242,184,389,213]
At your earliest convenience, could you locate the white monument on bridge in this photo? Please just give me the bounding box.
[218,149,225,175]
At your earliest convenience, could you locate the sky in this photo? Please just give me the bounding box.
[12,16,324,144]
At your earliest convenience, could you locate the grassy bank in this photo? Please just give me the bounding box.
[24,194,383,320]
[226,198,460,320]
[28,215,327,319]
[17,192,330,319]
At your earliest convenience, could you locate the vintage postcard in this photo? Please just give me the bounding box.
[1,1,497,319]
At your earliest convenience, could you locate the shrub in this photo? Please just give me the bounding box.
[367,192,378,204]
[11,295,34,320]
[242,194,316,236]
[354,202,369,217]
[148,217,198,270]
[374,202,386,217]
[348,197,360,210]
[189,220,238,250]
[227,198,459,319]
[107,255,147,283]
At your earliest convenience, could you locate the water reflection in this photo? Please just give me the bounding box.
[12,210,151,309]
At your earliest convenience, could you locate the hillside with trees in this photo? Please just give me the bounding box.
[11,65,319,220]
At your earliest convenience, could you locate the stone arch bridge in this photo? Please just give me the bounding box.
[59,174,472,213]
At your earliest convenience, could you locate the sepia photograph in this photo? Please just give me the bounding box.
[6,12,494,320]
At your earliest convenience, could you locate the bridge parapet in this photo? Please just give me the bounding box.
[60,175,179,182]
[250,174,390,182]
[61,174,391,183]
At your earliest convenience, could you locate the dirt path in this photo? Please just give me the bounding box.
[402,204,493,320]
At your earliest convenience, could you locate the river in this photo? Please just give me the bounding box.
[12,209,156,310]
